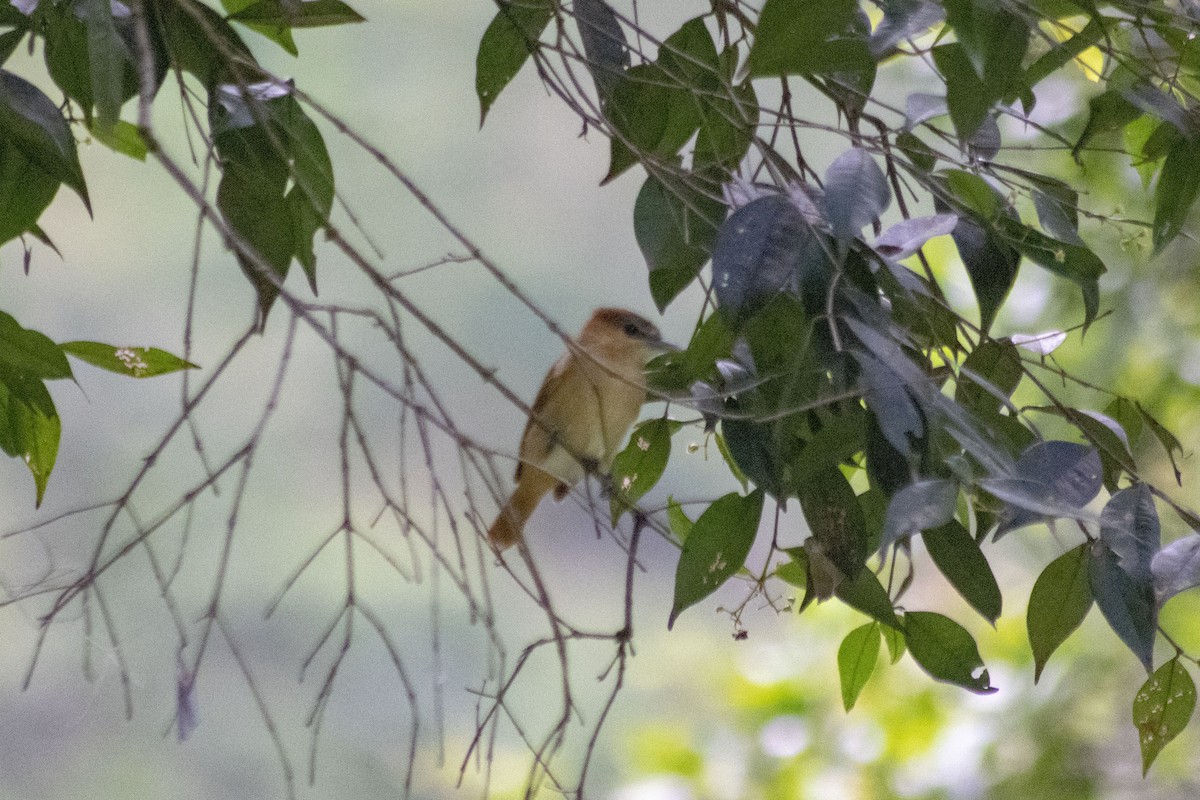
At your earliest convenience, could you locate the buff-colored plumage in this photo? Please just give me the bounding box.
[487,308,672,549]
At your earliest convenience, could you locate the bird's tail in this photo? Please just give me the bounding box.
[487,469,557,550]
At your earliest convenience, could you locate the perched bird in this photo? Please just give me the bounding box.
[487,308,675,549]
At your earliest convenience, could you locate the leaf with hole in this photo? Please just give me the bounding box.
[1134,657,1196,775]
[669,489,764,629]
[903,611,996,693]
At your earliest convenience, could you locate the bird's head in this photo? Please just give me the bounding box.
[580,308,676,362]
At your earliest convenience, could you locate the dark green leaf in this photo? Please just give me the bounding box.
[903,610,996,693]
[1152,136,1200,254]
[1023,16,1104,91]
[834,566,899,628]
[575,0,628,100]
[996,217,1105,329]
[896,130,937,172]
[798,462,869,579]
[78,0,128,131]
[228,0,366,27]
[668,489,764,628]
[711,194,811,323]
[1073,89,1140,159]
[0,369,60,506]
[946,213,1019,333]
[882,623,906,663]
[1091,540,1157,672]
[0,140,59,245]
[838,622,880,711]
[924,520,1002,624]
[748,0,874,78]
[824,147,890,241]
[475,0,553,125]
[60,341,198,378]
[1134,657,1196,775]
[0,311,71,380]
[932,43,990,138]
[0,70,90,211]
[634,171,725,311]
[1137,401,1184,485]
[609,417,674,522]
[1032,182,1082,245]
[0,29,23,67]
[1028,543,1092,682]
[955,339,1022,417]
[879,479,957,552]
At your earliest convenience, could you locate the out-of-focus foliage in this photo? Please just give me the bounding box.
[478,0,1200,774]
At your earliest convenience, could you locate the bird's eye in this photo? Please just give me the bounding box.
[623,322,640,337]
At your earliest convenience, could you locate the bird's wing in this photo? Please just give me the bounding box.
[514,353,570,481]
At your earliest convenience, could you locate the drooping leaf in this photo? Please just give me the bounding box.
[997,217,1105,330]
[475,0,553,124]
[609,417,674,523]
[1133,657,1196,775]
[834,565,899,628]
[228,0,366,27]
[574,0,628,100]
[989,441,1102,538]
[87,119,149,160]
[1091,540,1157,672]
[838,622,881,711]
[924,520,1002,624]
[1099,484,1160,583]
[1152,135,1200,254]
[0,311,71,380]
[711,193,811,323]
[955,339,1022,417]
[879,478,957,552]
[1028,543,1092,682]
[78,0,128,131]
[749,0,874,79]
[0,141,59,246]
[668,489,764,629]
[903,610,997,693]
[874,213,958,262]
[1152,535,1200,607]
[0,70,90,211]
[634,171,725,311]
[1137,402,1184,485]
[798,462,869,580]
[1073,88,1141,159]
[60,342,198,378]
[824,147,890,241]
[931,43,990,138]
[946,213,1019,333]
[0,369,60,506]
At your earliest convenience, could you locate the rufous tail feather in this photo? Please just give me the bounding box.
[487,469,557,549]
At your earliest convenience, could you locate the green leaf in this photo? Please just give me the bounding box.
[609,417,674,523]
[834,566,899,628]
[774,552,807,588]
[923,520,1002,624]
[668,489,764,629]
[838,622,880,711]
[879,479,958,552]
[0,29,24,68]
[1023,16,1104,91]
[0,369,61,506]
[1133,657,1196,775]
[749,0,873,79]
[903,610,996,693]
[997,217,1105,330]
[1027,543,1093,682]
[78,0,129,131]
[1152,136,1200,254]
[798,463,869,580]
[666,495,693,542]
[955,339,1022,417]
[228,0,366,28]
[824,147,890,241]
[635,171,725,311]
[60,341,198,378]
[0,311,72,380]
[882,624,906,664]
[1137,401,1184,485]
[0,140,59,246]
[88,118,148,160]
[946,213,1019,333]
[932,43,990,139]
[475,0,553,125]
[1073,89,1140,159]
[0,70,90,212]
[276,97,333,290]
[1091,540,1157,672]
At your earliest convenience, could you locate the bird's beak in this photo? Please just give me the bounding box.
[648,336,681,353]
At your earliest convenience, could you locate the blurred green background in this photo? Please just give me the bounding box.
[2,2,1200,798]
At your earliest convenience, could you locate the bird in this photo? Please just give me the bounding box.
[487,308,675,549]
